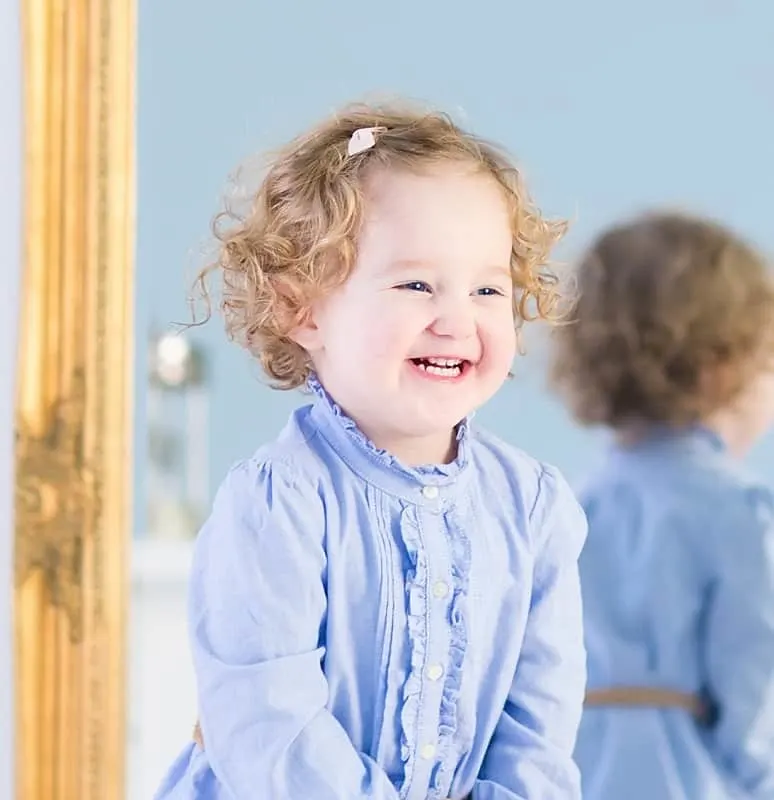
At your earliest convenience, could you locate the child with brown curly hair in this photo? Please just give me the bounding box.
[551,211,774,799]
[154,101,588,800]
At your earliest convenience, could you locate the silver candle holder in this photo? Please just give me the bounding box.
[145,330,210,540]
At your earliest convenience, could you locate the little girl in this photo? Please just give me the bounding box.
[550,212,774,798]
[155,101,588,800]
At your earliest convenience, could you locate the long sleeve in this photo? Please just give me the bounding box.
[705,484,774,796]
[474,465,587,799]
[189,459,400,799]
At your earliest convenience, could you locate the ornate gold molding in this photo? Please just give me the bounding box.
[15,0,135,797]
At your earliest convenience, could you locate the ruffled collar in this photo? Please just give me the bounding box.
[306,373,472,501]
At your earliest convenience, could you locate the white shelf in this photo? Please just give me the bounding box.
[131,538,194,585]
[127,538,197,799]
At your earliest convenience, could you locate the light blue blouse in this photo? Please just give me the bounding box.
[155,378,587,799]
[574,426,774,799]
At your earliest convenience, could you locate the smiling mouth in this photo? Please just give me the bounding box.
[409,357,470,378]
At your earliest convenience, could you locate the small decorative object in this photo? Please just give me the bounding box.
[145,329,210,540]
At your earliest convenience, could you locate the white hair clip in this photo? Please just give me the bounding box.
[347,126,386,156]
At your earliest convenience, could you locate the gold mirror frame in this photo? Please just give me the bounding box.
[14,0,135,797]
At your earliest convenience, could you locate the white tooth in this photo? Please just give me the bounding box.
[414,359,463,377]
[426,357,462,367]
[425,365,462,377]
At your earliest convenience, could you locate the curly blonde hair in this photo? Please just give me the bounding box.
[193,100,568,389]
[550,212,774,428]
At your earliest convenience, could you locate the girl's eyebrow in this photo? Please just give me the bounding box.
[480,265,513,281]
[369,259,435,281]
[383,260,512,279]
[386,258,435,272]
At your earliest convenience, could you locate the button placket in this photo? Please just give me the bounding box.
[421,484,439,500]
[413,483,454,789]
[419,742,436,760]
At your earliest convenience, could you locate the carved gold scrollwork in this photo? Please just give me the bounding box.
[15,371,97,643]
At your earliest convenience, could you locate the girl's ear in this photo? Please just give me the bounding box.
[289,309,323,352]
[273,277,323,353]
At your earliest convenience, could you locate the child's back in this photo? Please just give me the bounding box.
[576,427,774,798]
[551,211,774,798]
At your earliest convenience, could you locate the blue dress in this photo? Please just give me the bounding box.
[574,426,774,798]
[155,378,587,799]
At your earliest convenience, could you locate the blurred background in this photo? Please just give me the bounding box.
[74,0,774,795]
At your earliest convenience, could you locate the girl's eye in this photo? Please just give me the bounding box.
[398,281,432,293]
[477,287,506,297]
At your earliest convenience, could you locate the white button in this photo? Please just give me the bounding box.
[432,581,449,599]
[422,485,439,499]
[420,743,436,760]
[427,664,444,681]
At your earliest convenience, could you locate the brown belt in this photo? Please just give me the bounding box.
[192,688,708,752]
[585,687,710,723]
[193,720,204,749]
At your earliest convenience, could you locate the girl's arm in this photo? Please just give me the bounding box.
[704,484,774,795]
[474,465,587,799]
[190,459,400,799]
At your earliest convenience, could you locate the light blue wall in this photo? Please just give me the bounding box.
[135,0,774,533]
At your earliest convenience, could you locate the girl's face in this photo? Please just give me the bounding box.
[295,164,517,465]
